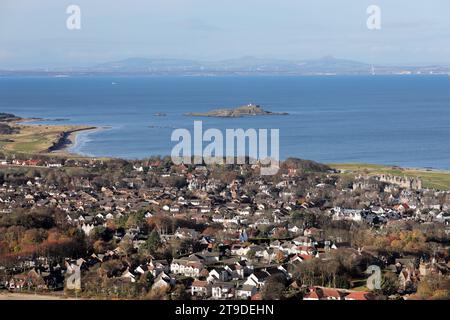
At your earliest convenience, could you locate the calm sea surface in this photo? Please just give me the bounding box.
[0,75,449,169]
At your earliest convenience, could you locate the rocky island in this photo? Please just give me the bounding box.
[185,104,289,117]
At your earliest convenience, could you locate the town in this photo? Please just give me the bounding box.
[0,153,449,300]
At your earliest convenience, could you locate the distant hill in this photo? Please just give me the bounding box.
[86,56,373,75]
[92,57,202,72]
[2,56,449,76]
[211,55,370,74]
[295,55,371,74]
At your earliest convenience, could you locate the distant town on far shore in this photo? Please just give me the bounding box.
[2,56,450,77]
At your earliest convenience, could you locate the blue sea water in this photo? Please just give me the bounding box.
[0,75,449,169]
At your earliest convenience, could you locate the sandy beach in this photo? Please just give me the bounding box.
[48,125,111,157]
[60,126,103,155]
[64,126,113,156]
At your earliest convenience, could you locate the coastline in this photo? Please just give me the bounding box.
[328,162,450,174]
[48,127,98,153]
[53,126,110,156]
[4,115,450,190]
[329,163,450,190]
[0,117,102,157]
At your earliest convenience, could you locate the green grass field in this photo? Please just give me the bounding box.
[330,163,450,190]
[0,123,94,157]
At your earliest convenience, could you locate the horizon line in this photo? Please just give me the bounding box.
[1,55,449,72]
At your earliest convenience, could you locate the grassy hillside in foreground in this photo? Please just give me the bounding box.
[330,163,450,191]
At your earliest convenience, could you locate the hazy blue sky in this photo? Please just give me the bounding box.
[0,0,449,68]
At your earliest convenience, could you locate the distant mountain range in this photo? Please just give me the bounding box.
[1,56,449,76]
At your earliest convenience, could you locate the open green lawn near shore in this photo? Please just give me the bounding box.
[0,123,96,158]
[330,163,450,190]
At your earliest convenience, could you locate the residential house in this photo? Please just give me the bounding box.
[235,284,257,299]
[303,287,346,300]
[170,258,204,278]
[191,280,212,297]
[121,268,136,283]
[152,272,175,291]
[244,270,270,288]
[211,282,235,299]
[344,291,376,300]
[207,268,231,283]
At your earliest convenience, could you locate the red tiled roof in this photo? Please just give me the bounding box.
[320,287,344,299]
[299,254,313,260]
[345,291,374,300]
[307,286,346,300]
[304,291,320,299]
[251,293,262,301]
[192,280,208,288]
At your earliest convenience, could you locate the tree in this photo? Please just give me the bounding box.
[417,274,450,300]
[261,275,286,300]
[246,249,256,260]
[22,228,48,244]
[101,260,124,278]
[118,238,134,257]
[144,229,161,254]
[126,211,149,233]
[145,272,154,288]
[91,226,113,242]
[179,239,194,255]
[138,272,154,290]
[146,287,169,300]
[275,250,286,264]
[290,211,303,222]
[171,284,191,300]
[380,272,399,296]
[303,212,316,228]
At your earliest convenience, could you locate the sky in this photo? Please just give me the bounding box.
[0,0,449,69]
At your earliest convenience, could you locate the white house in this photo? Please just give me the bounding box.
[235,284,257,299]
[211,282,235,299]
[207,268,231,283]
[244,270,270,288]
[121,268,136,283]
[152,272,174,291]
[170,259,204,277]
[81,223,95,236]
[191,280,211,297]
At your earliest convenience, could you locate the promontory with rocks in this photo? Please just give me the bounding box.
[185,104,289,118]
